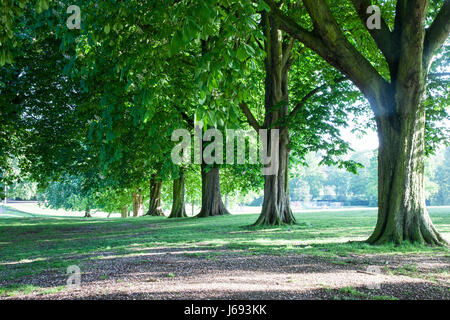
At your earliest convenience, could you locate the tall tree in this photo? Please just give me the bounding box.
[169,168,187,218]
[252,12,296,225]
[431,148,450,205]
[264,0,449,245]
[236,11,361,225]
[146,174,164,216]
[197,163,230,217]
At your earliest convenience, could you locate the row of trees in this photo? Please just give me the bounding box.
[6,146,449,210]
[288,148,449,206]
[1,0,449,245]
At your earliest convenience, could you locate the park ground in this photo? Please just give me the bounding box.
[0,204,449,300]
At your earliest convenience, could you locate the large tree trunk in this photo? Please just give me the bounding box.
[2,185,6,204]
[367,88,447,245]
[265,0,449,244]
[255,128,295,225]
[197,163,230,217]
[365,2,447,246]
[169,169,187,218]
[120,206,128,218]
[254,12,295,226]
[146,176,164,216]
[132,190,144,217]
[84,204,92,218]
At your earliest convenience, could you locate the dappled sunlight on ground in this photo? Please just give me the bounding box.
[1,250,448,300]
[0,205,449,299]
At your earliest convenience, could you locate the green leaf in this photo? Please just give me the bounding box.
[236,46,247,62]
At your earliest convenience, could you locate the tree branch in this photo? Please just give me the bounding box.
[301,0,387,95]
[350,0,396,62]
[424,0,450,67]
[281,37,294,69]
[264,0,388,106]
[180,111,194,129]
[428,72,450,78]
[178,56,196,67]
[289,77,348,119]
[239,102,262,131]
[174,105,194,129]
[263,0,330,60]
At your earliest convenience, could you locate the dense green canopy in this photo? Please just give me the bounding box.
[0,0,448,245]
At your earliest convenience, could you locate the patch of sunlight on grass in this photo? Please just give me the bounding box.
[336,286,399,300]
[243,237,366,247]
[0,206,448,283]
[0,284,66,297]
[0,257,50,266]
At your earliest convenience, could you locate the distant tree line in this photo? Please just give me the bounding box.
[1,0,449,245]
[7,147,449,209]
[250,147,450,207]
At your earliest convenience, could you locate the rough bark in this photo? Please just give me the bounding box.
[169,170,187,218]
[2,185,6,204]
[146,176,164,216]
[267,0,449,244]
[197,163,230,217]
[254,12,296,226]
[367,83,447,246]
[121,206,128,218]
[132,190,144,217]
[255,128,295,226]
[365,1,447,246]
[84,205,92,218]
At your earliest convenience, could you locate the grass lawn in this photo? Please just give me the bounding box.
[0,204,449,299]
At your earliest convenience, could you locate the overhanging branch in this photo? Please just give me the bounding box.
[428,72,450,78]
[424,0,450,67]
[264,0,388,105]
[281,37,294,69]
[289,77,348,119]
[263,0,330,60]
[301,0,387,94]
[350,0,396,63]
[239,102,262,131]
[174,105,194,129]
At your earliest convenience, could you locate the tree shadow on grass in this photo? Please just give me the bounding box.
[1,210,448,298]
[69,280,448,300]
[6,279,448,300]
[1,244,449,300]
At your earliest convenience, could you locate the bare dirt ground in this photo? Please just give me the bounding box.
[2,247,449,300]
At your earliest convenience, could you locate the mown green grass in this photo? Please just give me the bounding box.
[0,283,66,297]
[0,205,449,294]
[332,286,399,300]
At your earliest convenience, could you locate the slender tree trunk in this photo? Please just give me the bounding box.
[121,206,128,218]
[256,128,295,225]
[263,0,449,243]
[254,12,295,226]
[169,169,187,218]
[84,204,92,218]
[132,190,144,217]
[132,192,137,217]
[195,39,230,218]
[2,185,6,204]
[146,176,164,216]
[197,163,230,217]
[367,86,447,245]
